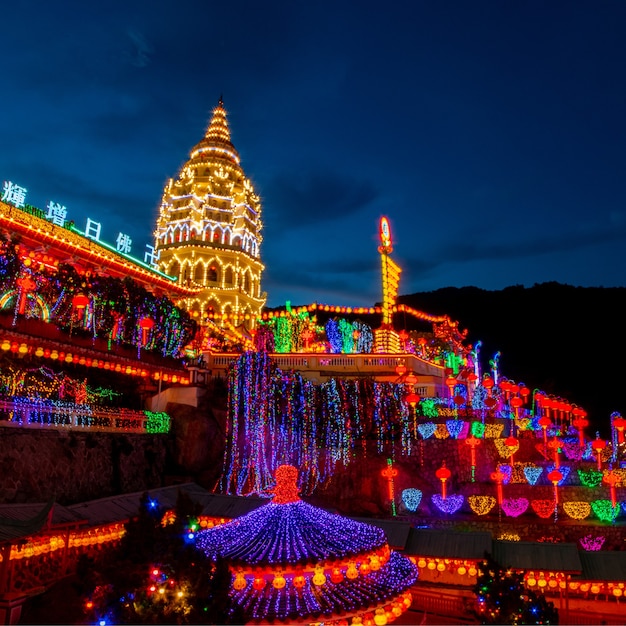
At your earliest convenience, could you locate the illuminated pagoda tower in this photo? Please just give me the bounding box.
[153,99,265,332]
[196,465,417,625]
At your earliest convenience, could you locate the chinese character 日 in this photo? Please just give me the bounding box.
[116,232,132,254]
[46,201,68,226]
[2,181,28,208]
[85,218,101,241]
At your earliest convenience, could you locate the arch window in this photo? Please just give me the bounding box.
[225,267,234,285]
[194,263,205,283]
[207,265,219,283]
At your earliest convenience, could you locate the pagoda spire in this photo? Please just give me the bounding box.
[204,97,231,144]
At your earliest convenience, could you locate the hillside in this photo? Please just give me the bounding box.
[397,282,626,437]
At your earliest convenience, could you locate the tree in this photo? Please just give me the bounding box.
[473,552,559,625]
[81,490,243,624]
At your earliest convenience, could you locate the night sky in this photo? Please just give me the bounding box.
[2,1,626,309]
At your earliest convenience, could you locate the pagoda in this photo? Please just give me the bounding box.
[196,464,417,625]
[153,99,265,331]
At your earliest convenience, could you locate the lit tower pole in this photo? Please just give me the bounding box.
[375,216,402,353]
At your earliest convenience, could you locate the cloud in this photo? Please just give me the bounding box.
[264,169,379,233]
[125,29,154,68]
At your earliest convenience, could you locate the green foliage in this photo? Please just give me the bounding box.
[473,553,559,625]
[81,491,243,624]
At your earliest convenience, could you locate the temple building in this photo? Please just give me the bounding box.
[153,99,266,331]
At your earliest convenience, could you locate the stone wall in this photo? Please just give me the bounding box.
[0,428,172,505]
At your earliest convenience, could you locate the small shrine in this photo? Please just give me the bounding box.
[196,464,417,625]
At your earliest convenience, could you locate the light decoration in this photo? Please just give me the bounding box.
[446,419,466,439]
[562,438,583,461]
[591,500,620,523]
[470,421,485,438]
[434,423,450,439]
[431,494,464,514]
[501,497,529,518]
[381,458,398,516]
[563,501,591,521]
[577,468,603,488]
[496,464,512,485]
[222,352,415,495]
[465,436,481,482]
[531,499,556,519]
[523,466,543,486]
[401,488,422,512]
[468,495,496,516]
[579,534,606,551]
[484,424,504,439]
[196,465,417,624]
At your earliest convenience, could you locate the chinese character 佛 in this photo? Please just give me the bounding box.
[116,232,132,254]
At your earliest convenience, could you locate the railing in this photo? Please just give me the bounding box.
[203,352,446,386]
[0,399,169,434]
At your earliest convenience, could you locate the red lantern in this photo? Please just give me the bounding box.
[613,416,626,444]
[591,437,607,471]
[436,462,452,500]
[603,471,620,507]
[395,364,407,376]
[482,376,494,394]
[139,317,155,346]
[572,408,588,449]
[445,375,457,397]
[490,469,506,505]
[547,468,563,504]
[505,435,518,467]
[405,392,420,408]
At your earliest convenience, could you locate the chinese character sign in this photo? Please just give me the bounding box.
[85,218,102,241]
[144,244,160,268]
[2,181,28,208]
[46,201,68,226]
[116,232,132,254]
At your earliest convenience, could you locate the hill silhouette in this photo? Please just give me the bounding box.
[397,282,626,438]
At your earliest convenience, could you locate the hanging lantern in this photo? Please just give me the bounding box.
[612,415,626,444]
[405,392,420,408]
[504,435,519,467]
[482,375,494,395]
[538,416,551,448]
[465,436,481,482]
[445,375,457,398]
[139,317,155,346]
[591,437,607,471]
[435,462,451,500]
[547,468,563,506]
[603,470,620,508]
[395,363,407,376]
[381,459,398,516]
[572,408,588,449]
[548,437,562,469]
[16,274,36,315]
[490,468,506,506]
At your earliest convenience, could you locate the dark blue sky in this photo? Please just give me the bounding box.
[2,1,625,308]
